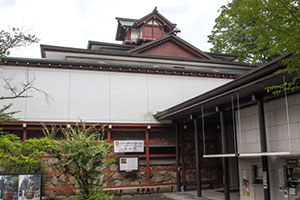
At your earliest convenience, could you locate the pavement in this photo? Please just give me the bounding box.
[113,189,240,200]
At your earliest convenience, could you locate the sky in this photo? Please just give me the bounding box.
[0,0,231,59]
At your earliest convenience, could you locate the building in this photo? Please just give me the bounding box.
[2,8,297,200]
[155,54,300,200]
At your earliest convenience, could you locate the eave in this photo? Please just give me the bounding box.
[40,44,253,69]
[1,57,238,79]
[154,54,292,121]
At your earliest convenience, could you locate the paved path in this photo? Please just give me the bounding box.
[113,189,240,200]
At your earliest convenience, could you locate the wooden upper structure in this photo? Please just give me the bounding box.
[40,7,251,77]
[115,7,180,45]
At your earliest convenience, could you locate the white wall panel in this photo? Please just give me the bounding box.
[25,68,69,121]
[0,65,233,123]
[0,66,27,119]
[110,73,148,122]
[182,78,231,101]
[69,70,110,122]
[182,77,213,101]
[213,79,231,88]
[147,75,183,113]
[131,28,139,41]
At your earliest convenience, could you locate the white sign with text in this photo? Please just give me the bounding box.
[114,140,144,153]
[119,157,139,171]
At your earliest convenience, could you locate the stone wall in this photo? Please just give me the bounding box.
[39,127,221,197]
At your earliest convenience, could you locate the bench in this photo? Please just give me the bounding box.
[104,185,175,195]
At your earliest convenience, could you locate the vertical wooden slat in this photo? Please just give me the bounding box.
[194,118,202,197]
[146,129,150,185]
[107,130,111,188]
[220,110,230,200]
[180,130,186,186]
[175,123,181,192]
[22,128,27,141]
[65,174,69,197]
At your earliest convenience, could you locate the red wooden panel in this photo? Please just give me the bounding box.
[140,41,200,58]
[153,26,162,38]
[143,26,152,38]
[125,29,131,41]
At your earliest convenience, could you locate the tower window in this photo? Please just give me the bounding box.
[142,25,163,39]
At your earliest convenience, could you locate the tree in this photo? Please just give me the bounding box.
[44,123,113,200]
[0,27,39,61]
[0,27,41,119]
[208,0,300,93]
[0,133,54,173]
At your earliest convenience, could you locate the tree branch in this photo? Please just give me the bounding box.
[0,72,49,101]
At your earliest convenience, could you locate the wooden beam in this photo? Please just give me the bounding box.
[146,130,150,185]
[194,118,202,197]
[175,123,181,192]
[220,110,230,200]
[257,99,271,200]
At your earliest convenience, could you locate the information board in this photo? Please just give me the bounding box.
[0,173,42,200]
[114,140,144,153]
[119,157,139,172]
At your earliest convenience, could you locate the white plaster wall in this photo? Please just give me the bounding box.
[0,65,231,123]
[130,28,139,41]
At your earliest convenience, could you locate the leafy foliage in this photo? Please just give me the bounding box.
[0,27,39,60]
[74,190,113,200]
[44,123,113,199]
[0,104,18,123]
[208,0,300,93]
[0,133,54,173]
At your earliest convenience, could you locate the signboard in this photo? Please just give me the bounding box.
[242,178,250,196]
[119,157,139,172]
[114,140,144,153]
[0,173,42,200]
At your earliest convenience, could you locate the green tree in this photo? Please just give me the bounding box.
[44,123,113,200]
[0,27,39,61]
[0,134,54,173]
[208,0,300,93]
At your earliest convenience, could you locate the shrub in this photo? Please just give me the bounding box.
[44,123,113,199]
[0,133,54,173]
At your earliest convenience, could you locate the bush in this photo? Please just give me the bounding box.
[44,123,113,199]
[0,133,54,173]
[74,190,113,200]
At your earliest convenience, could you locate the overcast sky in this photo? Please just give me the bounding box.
[0,0,230,59]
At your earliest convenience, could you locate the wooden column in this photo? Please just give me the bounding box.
[107,130,111,188]
[194,118,202,197]
[146,129,150,185]
[257,99,271,200]
[22,125,27,141]
[220,110,230,200]
[175,122,181,192]
[181,129,186,186]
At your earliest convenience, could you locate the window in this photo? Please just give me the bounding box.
[253,165,263,184]
[142,25,163,39]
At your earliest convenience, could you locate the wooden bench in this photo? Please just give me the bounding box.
[104,185,175,195]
